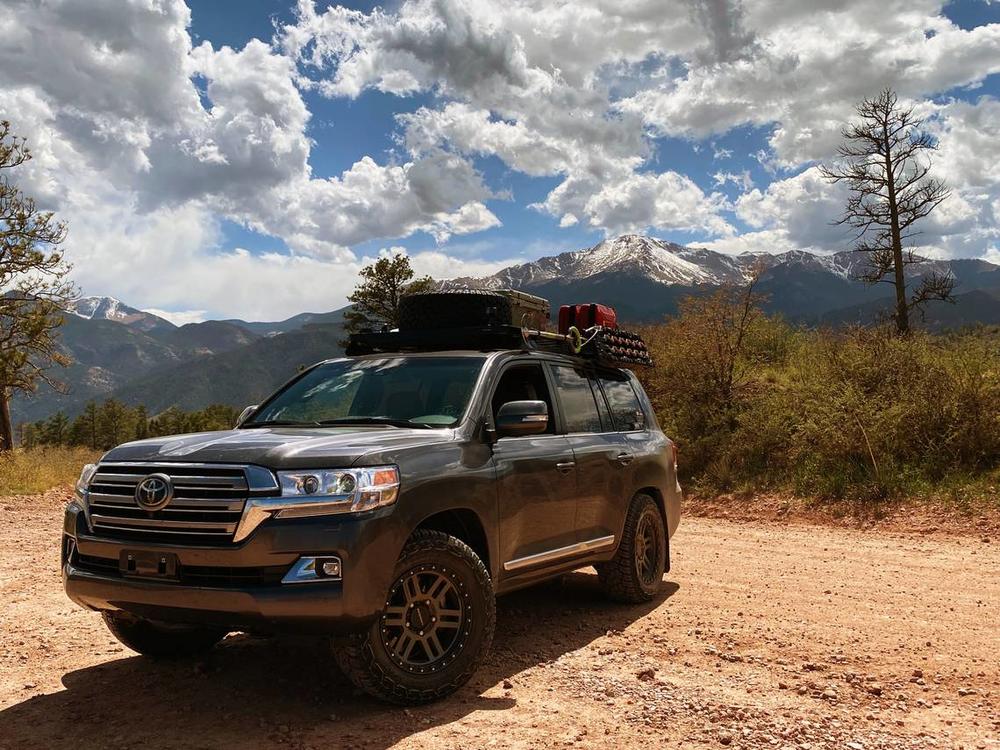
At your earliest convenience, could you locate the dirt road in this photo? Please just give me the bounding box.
[1,490,997,750]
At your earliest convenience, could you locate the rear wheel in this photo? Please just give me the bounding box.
[597,494,666,603]
[333,530,495,704]
[102,611,227,659]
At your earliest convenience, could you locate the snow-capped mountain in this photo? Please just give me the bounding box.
[451,235,750,288]
[448,234,1000,323]
[450,234,955,290]
[66,296,174,333]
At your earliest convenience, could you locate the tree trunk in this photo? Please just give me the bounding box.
[883,129,909,336]
[0,389,14,452]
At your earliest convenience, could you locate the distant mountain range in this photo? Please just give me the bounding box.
[13,234,1000,425]
[448,234,1000,323]
[13,298,347,424]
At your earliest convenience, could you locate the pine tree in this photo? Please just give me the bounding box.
[0,121,74,450]
[343,253,433,335]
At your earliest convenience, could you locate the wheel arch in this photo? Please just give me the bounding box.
[414,508,493,579]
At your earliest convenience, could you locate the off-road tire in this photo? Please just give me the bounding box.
[102,612,227,659]
[597,494,666,603]
[333,529,496,704]
[398,290,512,331]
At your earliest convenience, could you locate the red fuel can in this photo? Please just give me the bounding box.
[558,303,618,334]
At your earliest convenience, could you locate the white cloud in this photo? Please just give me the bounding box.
[713,170,754,191]
[4,0,1000,322]
[1,0,499,262]
[619,2,1000,166]
[537,169,734,237]
[286,1,732,237]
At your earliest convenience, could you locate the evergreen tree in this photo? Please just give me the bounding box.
[0,121,74,450]
[343,253,433,335]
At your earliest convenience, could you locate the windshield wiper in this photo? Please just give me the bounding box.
[317,417,432,429]
[244,419,320,428]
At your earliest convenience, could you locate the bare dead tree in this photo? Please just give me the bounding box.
[821,89,952,336]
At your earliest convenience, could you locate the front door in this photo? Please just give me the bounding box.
[489,362,579,575]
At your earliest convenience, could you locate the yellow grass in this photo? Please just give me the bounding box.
[0,447,101,496]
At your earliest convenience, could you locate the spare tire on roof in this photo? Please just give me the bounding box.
[398,290,512,331]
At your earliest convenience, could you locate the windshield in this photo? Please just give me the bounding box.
[246,356,486,428]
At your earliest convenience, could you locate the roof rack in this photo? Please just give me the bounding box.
[346,325,547,356]
[346,324,653,368]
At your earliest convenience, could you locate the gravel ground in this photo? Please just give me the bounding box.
[1,489,997,750]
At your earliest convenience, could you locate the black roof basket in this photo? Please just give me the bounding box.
[346,325,553,357]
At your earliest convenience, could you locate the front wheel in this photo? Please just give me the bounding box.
[597,494,667,603]
[333,530,496,704]
[102,612,227,658]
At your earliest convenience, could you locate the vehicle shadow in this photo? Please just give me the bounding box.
[0,572,678,750]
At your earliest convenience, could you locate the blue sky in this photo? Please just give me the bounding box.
[185,0,1000,269]
[3,0,999,320]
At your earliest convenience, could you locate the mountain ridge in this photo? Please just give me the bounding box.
[14,234,1000,427]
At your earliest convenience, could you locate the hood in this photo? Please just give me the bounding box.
[101,426,455,470]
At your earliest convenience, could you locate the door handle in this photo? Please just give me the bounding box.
[616,452,634,466]
[555,461,576,473]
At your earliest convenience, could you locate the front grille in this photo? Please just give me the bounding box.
[73,552,288,588]
[87,464,250,545]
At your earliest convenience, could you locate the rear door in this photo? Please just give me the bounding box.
[489,361,579,575]
[547,363,627,546]
[592,370,651,533]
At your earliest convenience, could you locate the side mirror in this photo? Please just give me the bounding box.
[496,400,548,437]
[236,405,258,427]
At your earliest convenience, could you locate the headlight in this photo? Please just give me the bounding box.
[233,466,400,542]
[274,466,400,517]
[75,464,98,496]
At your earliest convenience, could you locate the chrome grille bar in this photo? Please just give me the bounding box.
[87,492,244,511]
[85,462,275,545]
[93,472,247,487]
[90,514,239,533]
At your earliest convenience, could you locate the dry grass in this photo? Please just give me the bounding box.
[0,447,100,496]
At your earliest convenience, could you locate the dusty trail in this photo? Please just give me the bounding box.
[1,489,997,749]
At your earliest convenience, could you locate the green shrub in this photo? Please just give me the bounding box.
[637,289,1000,501]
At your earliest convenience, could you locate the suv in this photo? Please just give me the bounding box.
[63,348,681,704]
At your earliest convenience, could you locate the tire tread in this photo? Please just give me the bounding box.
[333,529,495,704]
[597,494,664,604]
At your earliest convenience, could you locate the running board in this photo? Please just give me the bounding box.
[502,535,615,572]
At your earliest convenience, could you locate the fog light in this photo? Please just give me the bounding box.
[319,558,342,578]
[281,555,343,584]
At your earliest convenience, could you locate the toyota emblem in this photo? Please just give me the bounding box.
[134,473,173,511]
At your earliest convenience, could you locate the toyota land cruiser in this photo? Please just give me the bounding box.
[62,319,681,704]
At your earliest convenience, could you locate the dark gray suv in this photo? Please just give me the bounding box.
[63,348,681,703]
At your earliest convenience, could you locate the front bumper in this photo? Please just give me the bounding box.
[62,502,402,634]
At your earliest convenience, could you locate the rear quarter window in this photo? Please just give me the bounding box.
[550,364,603,433]
[600,375,647,431]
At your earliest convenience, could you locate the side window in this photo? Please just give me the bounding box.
[491,363,555,434]
[589,377,613,431]
[600,375,646,431]
[550,365,603,434]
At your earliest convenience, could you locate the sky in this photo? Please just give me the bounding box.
[2,0,999,323]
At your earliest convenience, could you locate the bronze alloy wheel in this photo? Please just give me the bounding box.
[596,494,666,603]
[634,512,662,588]
[334,529,496,704]
[380,564,469,673]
